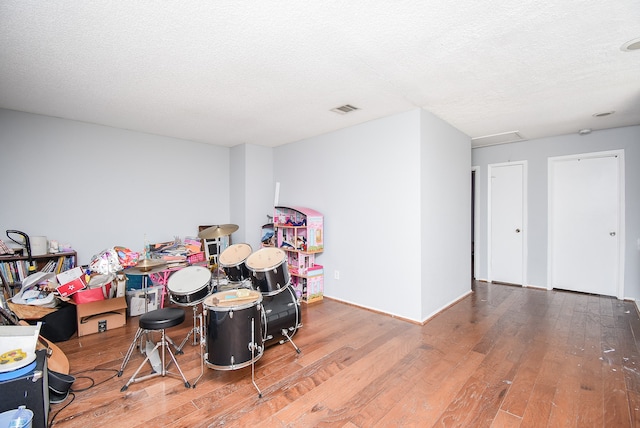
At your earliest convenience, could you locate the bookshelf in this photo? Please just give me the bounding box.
[0,251,77,292]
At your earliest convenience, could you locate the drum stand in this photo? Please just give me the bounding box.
[278,327,301,354]
[192,312,205,388]
[250,317,263,398]
[176,304,202,354]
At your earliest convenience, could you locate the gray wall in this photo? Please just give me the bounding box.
[273,109,471,321]
[420,111,472,320]
[229,143,274,248]
[273,110,423,320]
[0,109,230,265]
[472,125,640,299]
[1,107,474,321]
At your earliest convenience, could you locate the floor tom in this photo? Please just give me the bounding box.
[261,284,301,347]
[203,289,264,370]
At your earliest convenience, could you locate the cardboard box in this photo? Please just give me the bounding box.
[76,297,127,337]
[126,285,162,317]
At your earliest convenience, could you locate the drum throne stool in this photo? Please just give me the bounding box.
[118,307,191,391]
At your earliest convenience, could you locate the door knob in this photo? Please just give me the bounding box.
[515,229,521,233]
[610,231,616,236]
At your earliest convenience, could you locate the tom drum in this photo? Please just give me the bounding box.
[203,289,264,370]
[246,247,290,295]
[219,243,252,283]
[167,266,212,306]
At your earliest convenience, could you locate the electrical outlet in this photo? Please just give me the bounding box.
[334,270,340,280]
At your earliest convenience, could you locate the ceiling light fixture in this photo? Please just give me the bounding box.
[621,37,640,52]
[578,128,592,136]
[592,111,615,118]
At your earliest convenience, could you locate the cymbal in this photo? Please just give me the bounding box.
[125,258,167,275]
[198,224,239,239]
[125,265,167,275]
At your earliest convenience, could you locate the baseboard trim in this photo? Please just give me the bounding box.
[324,290,474,326]
[323,296,423,325]
[420,290,474,325]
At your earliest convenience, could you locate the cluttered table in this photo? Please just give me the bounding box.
[6,302,56,320]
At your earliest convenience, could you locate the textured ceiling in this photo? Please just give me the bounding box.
[1,1,639,148]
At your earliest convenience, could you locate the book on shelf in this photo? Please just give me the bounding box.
[0,253,76,285]
[0,262,11,283]
[55,256,65,274]
[0,260,28,284]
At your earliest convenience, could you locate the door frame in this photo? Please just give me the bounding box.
[472,166,479,281]
[547,149,626,298]
[487,160,528,285]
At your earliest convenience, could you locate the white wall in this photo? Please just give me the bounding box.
[472,126,640,299]
[244,144,275,248]
[0,109,230,265]
[229,144,247,243]
[1,107,473,322]
[420,112,472,320]
[229,143,274,249]
[273,109,471,321]
[273,110,423,320]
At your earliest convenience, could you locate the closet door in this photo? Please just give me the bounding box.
[489,162,526,285]
[548,152,623,297]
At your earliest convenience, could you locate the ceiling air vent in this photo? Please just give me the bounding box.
[330,104,359,114]
[471,131,526,148]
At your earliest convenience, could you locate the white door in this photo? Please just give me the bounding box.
[549,152,623,297]
[489,162,525,285]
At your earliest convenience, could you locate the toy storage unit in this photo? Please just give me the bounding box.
[274,206,323,304]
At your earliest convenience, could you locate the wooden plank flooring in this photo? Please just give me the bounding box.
[49,281,640,427]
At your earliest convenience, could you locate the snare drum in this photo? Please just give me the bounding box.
[167,266,212,306]
[219,243,252,283]
[261,284,301,347]
[246,247,290,295]
[203,290,263,370]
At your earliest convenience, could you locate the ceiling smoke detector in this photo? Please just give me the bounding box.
[330,104,359,115]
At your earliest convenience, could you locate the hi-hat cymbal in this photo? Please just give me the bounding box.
[198,224,239,239]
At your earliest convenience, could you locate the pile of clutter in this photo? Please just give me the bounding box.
[147,237,202,269]
[11,236,205,309]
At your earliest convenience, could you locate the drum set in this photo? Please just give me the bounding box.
[165,225,302,395]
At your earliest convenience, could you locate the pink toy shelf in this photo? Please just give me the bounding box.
[274,206,324,303]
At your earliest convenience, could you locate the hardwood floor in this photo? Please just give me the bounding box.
[50,281,640,427]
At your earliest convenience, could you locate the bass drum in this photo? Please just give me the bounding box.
[261,284,301,347]
[167,266,212,306]
[246,247,290,295]
[219,243,252,283]
[203,290,264,370]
